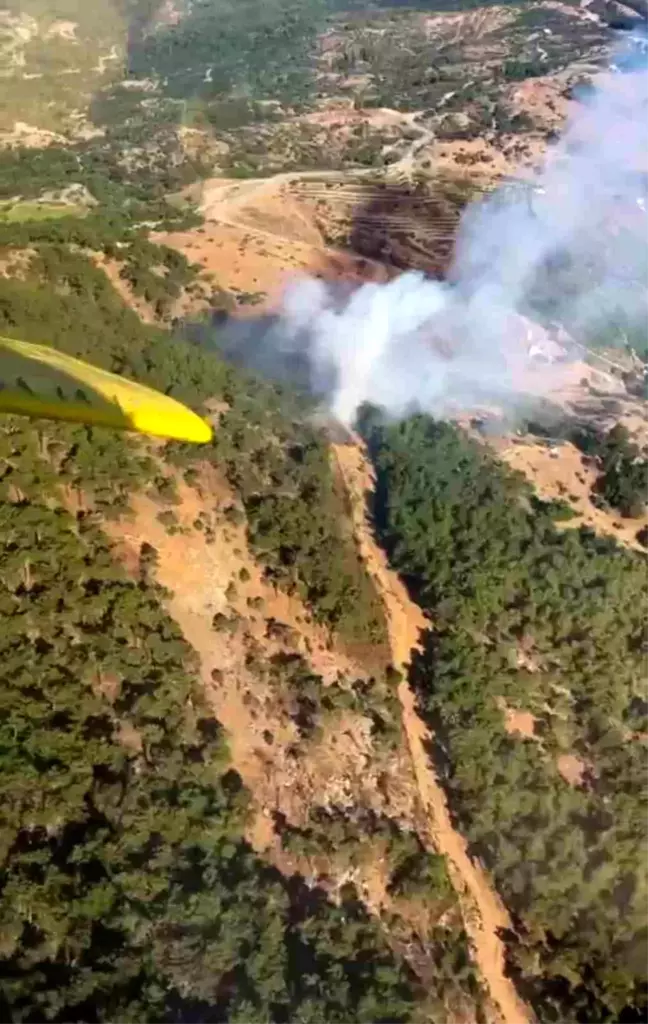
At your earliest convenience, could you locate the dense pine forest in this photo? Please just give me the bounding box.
[0,414,424,1022]
[0,147,432,1020]
[360,410,648,1023]
[2,209,645,1017]
[2,3,648,1016]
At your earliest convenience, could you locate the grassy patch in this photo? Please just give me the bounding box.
[0,200,86,223]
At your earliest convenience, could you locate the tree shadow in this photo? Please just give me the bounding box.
[181,311,317,396]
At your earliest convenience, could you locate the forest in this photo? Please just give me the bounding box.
[0,173,445,1016]
[2,5,647,1014]
[0,211,386,651]
[0,416,430,1023]
[360,409,648,1023]
[571,422,648,519]
[8,0,607,180]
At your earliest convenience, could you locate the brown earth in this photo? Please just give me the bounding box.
[154,171,477,315]
[105,472,403,828]
[102,462,484,1017]
[154,167,647,560]
[432,134,547,180]
[557,752,589,787]
[154,173,393,315]
[506,73,571,133]
[96,144,643,1008]
[143,163,648,559]
[499,700,538,741]
[332,439,532,1024]
[102,448,534,1019]
[0,120,66,148]
[500,437,648,551]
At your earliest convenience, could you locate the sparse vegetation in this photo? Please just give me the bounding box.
[3,0,610,181]
[263,652,400,746]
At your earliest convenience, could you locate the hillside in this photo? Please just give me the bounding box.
[1,0,647,1022]
[0,0,618,170]
[359,411,648,1022]
[0,230,491,1022]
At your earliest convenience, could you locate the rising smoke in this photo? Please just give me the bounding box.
[271,42,648,426]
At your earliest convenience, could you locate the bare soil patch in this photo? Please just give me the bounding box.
[333,440,532,1024]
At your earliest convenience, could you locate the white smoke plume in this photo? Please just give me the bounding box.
[275,43,648,425]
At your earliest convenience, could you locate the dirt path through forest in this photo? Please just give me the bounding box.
[332,440,532,1024]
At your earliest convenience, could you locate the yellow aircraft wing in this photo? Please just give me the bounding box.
[0,335,212,443]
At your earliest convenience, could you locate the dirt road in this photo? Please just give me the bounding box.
[333,440,532,1024]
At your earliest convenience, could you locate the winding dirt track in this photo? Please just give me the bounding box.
[333,441,532,1024]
